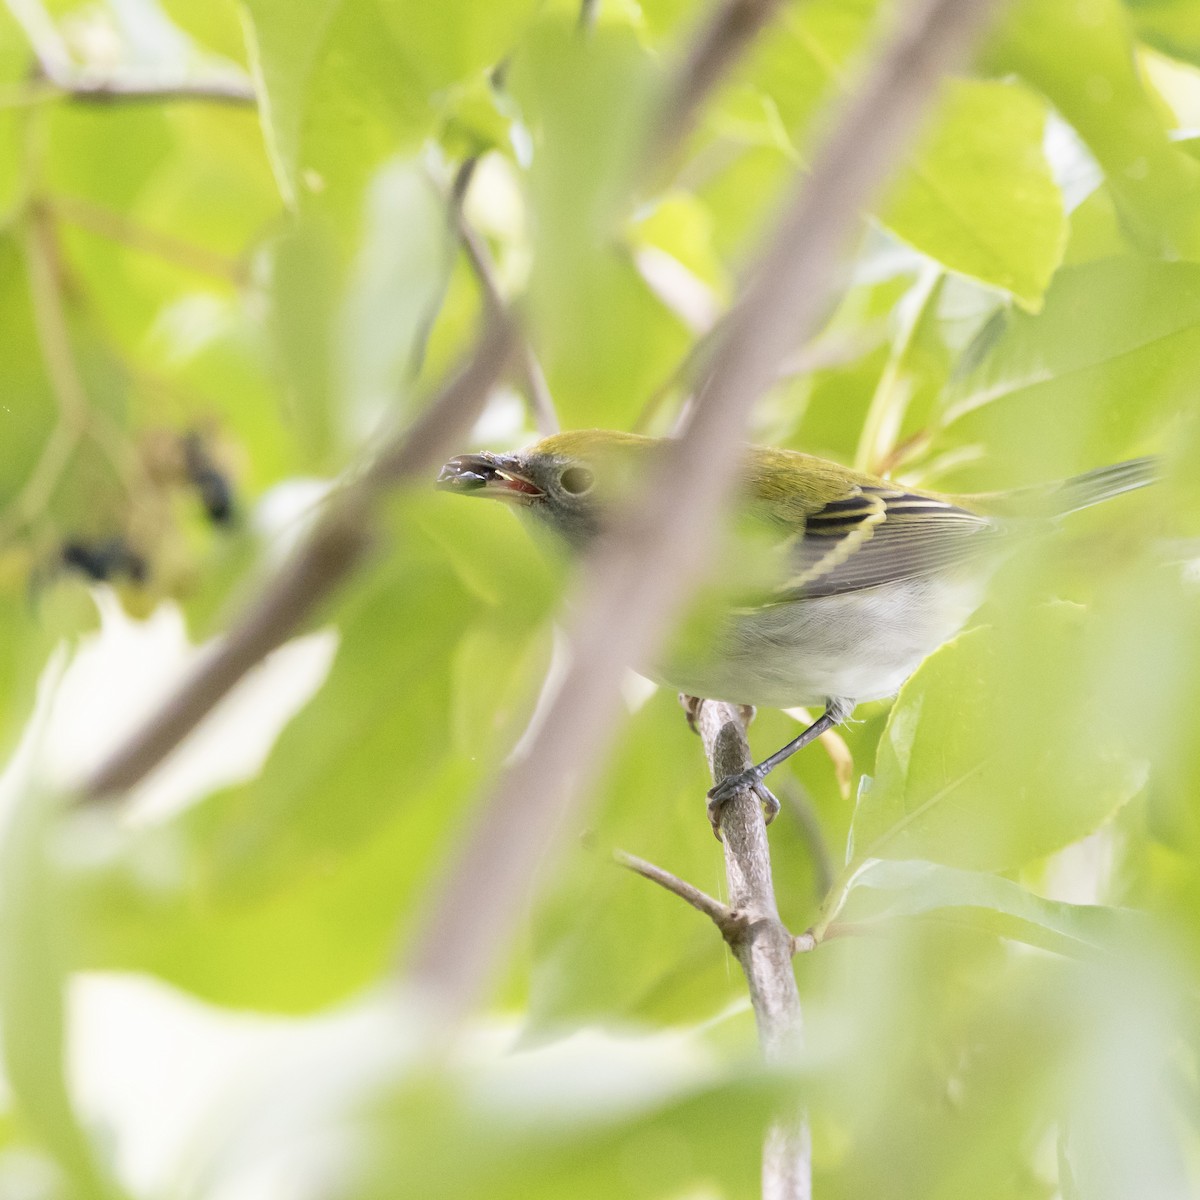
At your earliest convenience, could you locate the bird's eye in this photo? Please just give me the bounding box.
[559,466,595,495]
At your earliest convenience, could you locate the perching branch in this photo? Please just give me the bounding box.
[689,698,809,1200]
[406,0,1008,1022]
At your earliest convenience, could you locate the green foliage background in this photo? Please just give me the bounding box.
[1,0,1199,1197]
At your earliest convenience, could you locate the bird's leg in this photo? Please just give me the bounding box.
[707,697,854,833]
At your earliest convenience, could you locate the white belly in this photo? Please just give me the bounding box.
[656,576,984,709]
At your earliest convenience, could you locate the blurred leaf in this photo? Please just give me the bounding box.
[932,257,1200,488]
[0,664,115,1197]
[74,496,555,1010]
[752,6,1065,303]
[991,0,1200,258]
[850,605,1149,873]
[361,1063,787,1200]
[880,80,1065,308]
[0,234,56,516]
[1126,0,1200,69]
[512,19,689,428]
[336,158,452,442]
[828,857,1150,958]
[526,688,742,1031]
[242,0,534,211]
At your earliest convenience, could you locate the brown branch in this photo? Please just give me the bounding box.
[47,73,256,106]
[405,0,1007,1028]
[649,0,788,168]
[80,315,514,800]
[689,698,809,1200]
[614,847,743,935]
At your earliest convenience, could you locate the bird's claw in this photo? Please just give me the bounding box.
[706,769,780,838]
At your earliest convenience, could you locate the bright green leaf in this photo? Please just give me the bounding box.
[827,857,1150,958]
[850,606,1149,873]
[880,80,1066,308]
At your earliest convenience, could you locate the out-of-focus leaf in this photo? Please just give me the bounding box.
[826,857,1150,958]
[525,688,743,1031]
[264,218,340,469]
[336,158,452,442]
[751,6,1066,304]
[850,606,1148,873]
[931,258,1200,488]
[1126,0,1200,71]
[0,663,114,1197]
[0,235,56,516]
[879,80,1065,308]
[991,0,1200,258]
[242,0,535,212]
[511,19,689,428]
[360,1063,786,1200]
[0,6,32,225]
[73,496,555,1010]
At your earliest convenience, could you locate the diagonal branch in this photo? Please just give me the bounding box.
[405,0,1008,1024]
[81,315,515,799]
[74,0,806,806]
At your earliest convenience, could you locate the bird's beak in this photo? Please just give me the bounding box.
[436,453,544,503]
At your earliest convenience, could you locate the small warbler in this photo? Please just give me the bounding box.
[437,431,1154,825]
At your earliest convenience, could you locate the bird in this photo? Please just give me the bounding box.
[436,430,1155,829]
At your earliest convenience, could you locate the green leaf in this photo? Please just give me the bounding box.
[336,158,453,442]
[826,858,1150,958]
[360,1065,787,1200]
[750,6,1066,304]
[850,605,1149,873]
[931,257,1200,489]
[242,0,536,211]
[74,497,555,1010]
[880,80,1066,309]
[511,19,689,427]
[238,0,343,206]
[991,0,1200,258]
[1127,0,1200,65]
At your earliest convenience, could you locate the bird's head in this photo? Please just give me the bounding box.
[436,429,658,550]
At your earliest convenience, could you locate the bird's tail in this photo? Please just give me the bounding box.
[972,457,1159,520]
[1049,456,1159,515]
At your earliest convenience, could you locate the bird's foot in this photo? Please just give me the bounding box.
[706,768,779,838]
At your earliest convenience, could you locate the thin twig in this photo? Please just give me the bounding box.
[688,698,808,1200]
[578,0,601,34]
[407,0,1008,1027]
[45,73,256,106]
[49,195,247,284]
[648,0,788,169]
[614,847,743,935]
[451,163,558,435]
